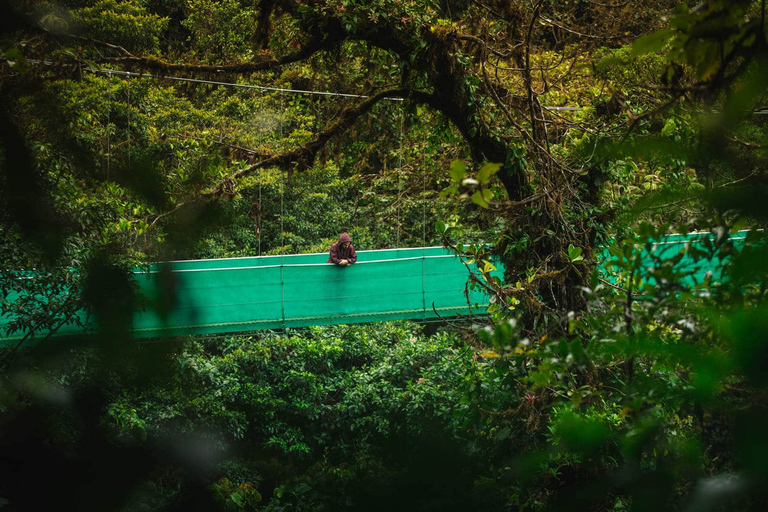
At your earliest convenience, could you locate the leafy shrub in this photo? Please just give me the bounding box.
[72,0,168,53]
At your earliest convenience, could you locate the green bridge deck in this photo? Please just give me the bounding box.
[0,232,751,341]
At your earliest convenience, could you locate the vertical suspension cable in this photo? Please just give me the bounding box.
[396,105,405,248]
[106,71,112,181]
[279,95,286,331]
[258,90,263,257]
[126,74,131,169]
[280,97,285,256]
[280,167,286,331]
[421,130,428,322]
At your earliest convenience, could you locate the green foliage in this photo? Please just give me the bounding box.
[183,0,257,62]
[661,1,758,81]
[110,324,473,456]
[465,217,768,509]
[211,478,263,511]
[442,159,502,209]
[72,0,169,53]
[35,323,486,509]
[0,266,86,342]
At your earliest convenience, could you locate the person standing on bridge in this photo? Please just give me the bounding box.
[328,232,357,266]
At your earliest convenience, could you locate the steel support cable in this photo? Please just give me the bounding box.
[396,106,405,249]
[20,60,403,101]
[106,71,112,180]
[34,61,581,111]
[83,67,405,101]
[258,89,264,257]
[280,98,286,332]
[126,74,131,169]
[145,253,456,273]
[153,249,451,268]
[129,303,480,335]
[421,137,427,322]
[258,169,262,257]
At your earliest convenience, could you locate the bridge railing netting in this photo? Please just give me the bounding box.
[1,247,500,340]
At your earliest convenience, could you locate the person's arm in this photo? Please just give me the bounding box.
[329,243,341,264]
[347,245,357,264]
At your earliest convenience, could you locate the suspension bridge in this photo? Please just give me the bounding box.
[0,231,749,342]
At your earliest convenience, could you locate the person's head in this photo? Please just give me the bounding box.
[339,232,351,248]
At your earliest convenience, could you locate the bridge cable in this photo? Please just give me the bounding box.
[420,113,428,322]
[69,64,586,113]
[280,96,286,332]
[126,73,131,170]
[106,71,112,181]
[396,105,404,248]
[257,89,263,257]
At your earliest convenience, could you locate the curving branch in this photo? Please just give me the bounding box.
[538,16,624,40]
[457,34,516,59]
[203,87,415,196]
[97,33,345,75]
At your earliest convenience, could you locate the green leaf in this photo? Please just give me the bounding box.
[435,220,446,233]
[450,160,466,182]
[84,59,101,71]
[568,244,584,263]
[477,162,501,184]
[661,118,677,137]
[631,28,674,56]
[4,48,30,73]
[4,48,23,60]
[696,41,721,80]
[439,184,459,198]
[471,191,489,208]
[595,54,626,71]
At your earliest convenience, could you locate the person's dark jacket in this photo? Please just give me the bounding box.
[328,233,357,265]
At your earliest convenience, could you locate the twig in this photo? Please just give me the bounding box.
[624,93,685,138]
[585,0,629,7]
[457,34,515,59]
[431,302,466,329]
[147,202,188,230]
[538,17,623,40]
[488,192,545,209]
[66,34,133,57]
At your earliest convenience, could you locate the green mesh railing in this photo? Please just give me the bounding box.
[131,247,499,337]
[1,247,501,341]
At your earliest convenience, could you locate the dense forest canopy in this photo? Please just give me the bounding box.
[3,0,768,510]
